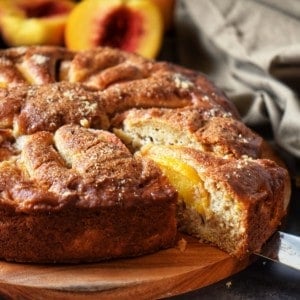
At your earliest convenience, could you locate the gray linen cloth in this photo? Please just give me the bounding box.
[175,0,300,158]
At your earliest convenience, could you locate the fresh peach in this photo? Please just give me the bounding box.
[0,1,24,26]
[151,0,175,31]
[65,0,163,59]
[1,0,75,47]
[0,0,23,16]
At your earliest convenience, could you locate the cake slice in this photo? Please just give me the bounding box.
[114,107,290,258]
[139,144,290,258]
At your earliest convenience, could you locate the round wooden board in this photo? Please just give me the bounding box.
[0,235,250,299]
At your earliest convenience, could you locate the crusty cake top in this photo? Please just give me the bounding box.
[0,46,288,212]
[0,123,176,212]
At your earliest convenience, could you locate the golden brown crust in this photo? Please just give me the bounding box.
[0,46,291,262]
[1,125,176,211]
[112,107,263,158]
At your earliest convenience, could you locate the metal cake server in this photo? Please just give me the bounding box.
[255,231,300,271]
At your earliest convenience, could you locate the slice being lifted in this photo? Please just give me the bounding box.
[139,144,290,258]
[113,103,290,258]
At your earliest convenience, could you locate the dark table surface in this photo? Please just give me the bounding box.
[159,31,300,300]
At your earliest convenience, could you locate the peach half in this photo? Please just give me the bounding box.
[1,0,75,47]
[65,0,164,59]
[151,0,175,31]
[0,0,23,18]
[0,0,24,32]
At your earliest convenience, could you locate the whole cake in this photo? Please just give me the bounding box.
[0,46,290,263]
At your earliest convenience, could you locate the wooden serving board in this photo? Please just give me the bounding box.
[0,235,250,299]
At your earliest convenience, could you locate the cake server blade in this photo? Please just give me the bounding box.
[255,231,300,271]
